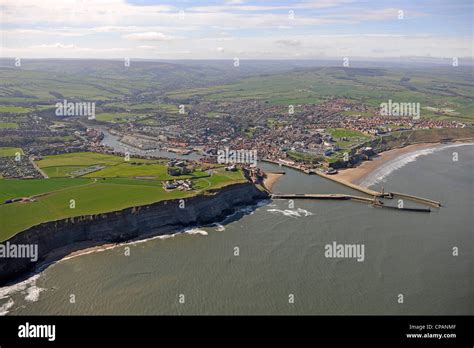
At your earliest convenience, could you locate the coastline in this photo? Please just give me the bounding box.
[0,182,268,287]
[335,140,473,185]
[2,139,471,287]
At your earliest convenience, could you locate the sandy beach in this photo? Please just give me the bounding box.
[263,172,285,192]
[335,142,447,184]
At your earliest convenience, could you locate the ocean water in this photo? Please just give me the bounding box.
[1,144,472,315]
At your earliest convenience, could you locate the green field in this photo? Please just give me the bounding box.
[0,172,246,241]
[327,128,369,138]
[0,147,24,157]
[0,179,190,240]
[206,111,227,118]
[95,112,147,123]
[42,166,91,178]
[167,66,474,120]
[0,60,257,108]
[287,151,323,164]
[0,122,18,128]
[36,152,209,180]
[37,152,126,168]
[102,102,159,110]
[0,105,31,113]
[84,163,208,180]
[327,128,371,150]
[136,117,160,125]
[193,168,246,190]
[2,61,472,121]
[0,152,247,240]
[0,178,91,202]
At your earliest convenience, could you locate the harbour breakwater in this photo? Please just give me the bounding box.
[0,183,268,286]
[261,159,441,209]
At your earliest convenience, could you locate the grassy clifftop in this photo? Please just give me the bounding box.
[0,152,247,241]
[368,127,474,152]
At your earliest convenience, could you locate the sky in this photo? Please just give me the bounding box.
[0,0,472,59]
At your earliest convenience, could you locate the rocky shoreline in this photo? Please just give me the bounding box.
[0,182,268,286]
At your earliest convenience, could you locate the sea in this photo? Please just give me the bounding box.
[0,142,472,315]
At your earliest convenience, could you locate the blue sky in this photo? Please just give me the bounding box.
[1,0,472,59]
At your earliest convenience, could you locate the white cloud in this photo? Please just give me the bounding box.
[225,0,247,5]
[124,32,171,41]
[276,39,301,47]
[1,0,175,25]
[2,34,471,59]
[341,7,426,21]
[0,1,470,59]
[190,0,353,12]
[0,0,404,30]
[32,43,76,49]
[137,45,159,50]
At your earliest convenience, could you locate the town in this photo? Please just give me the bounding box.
[0,96,470,179]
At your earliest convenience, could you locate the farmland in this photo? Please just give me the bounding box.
[0,152,247,241]
[35,152,209,180]
[0,106,32,113]
[95,112,147,123]
[167,66,474,121]
[0,147,23,157]
[0,122,18,129]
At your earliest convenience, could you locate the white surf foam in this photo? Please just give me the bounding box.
[222,204,257,221]
[184,228,208,236]
[359,143,474,188]
[214,223,226,232]
[267,208,313,218]
[297,208,313,217]
[0,274,41,300]
[0,274,45,315]
[0,298,14,316]
[134,233,177,242]
[61,244,120,261]
[24,283,46,302]
[60,228,209,262]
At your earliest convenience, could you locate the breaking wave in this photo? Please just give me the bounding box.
[184,228,208,236]
[267,208,313,218]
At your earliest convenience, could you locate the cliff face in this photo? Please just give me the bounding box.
[0,183,268,285]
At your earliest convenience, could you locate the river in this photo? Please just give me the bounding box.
[99,128,202,160]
